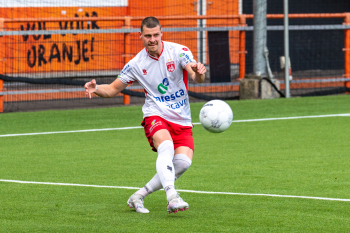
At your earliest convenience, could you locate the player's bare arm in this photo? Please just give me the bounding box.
[185,62,206,83]
[84,78,128,99]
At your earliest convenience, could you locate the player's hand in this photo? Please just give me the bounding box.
[190,62,206,75]
[84,79,97,99]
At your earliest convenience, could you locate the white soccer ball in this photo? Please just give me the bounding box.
[199,100,233,133]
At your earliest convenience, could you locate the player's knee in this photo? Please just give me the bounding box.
[173,154,192,180]
[153,129,172,150]
[157,140,174,155]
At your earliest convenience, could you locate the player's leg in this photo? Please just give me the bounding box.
[172,126,194,181]
[165,146,193,214]
[132,148,191,197]
[128,117,193,213]
[152,129,177,200]
[133,148,192,198]
[127,117,169,213]
[173,146,193,180]
[129,150,192,214]
[128,117,174,213]
[153,134,191,214]
[165,125,194,214]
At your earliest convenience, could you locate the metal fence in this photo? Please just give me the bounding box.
[1,12,350,112]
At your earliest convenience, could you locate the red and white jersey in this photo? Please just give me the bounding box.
[118,41,196,127]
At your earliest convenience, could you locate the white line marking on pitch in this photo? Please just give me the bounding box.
[1,113,349,138]
[0,179,349,202]
[0,126,143,137]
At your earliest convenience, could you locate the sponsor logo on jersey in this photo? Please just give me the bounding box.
[166,99,187,109]
[155,89,185,102]
[182,47,189,51]
[149,120,162,133]
[166,61,175,72]
[157,78,169,94]
[142,69,147,75]
[121,64,131,75]
[179,53,194,65]
[158,84,168,94]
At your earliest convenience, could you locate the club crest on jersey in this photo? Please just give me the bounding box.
[166,61,175,72]
[142,69,147,75]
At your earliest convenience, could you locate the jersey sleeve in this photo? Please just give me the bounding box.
[117,61,137,85]
[178,47,197,69]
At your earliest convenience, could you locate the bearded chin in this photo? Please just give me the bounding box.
[149,46,157,51]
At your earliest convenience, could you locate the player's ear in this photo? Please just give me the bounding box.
[139,31,142,38]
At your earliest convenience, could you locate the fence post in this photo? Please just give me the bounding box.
[238,15,247,80]
[0,18,4,113]
[123,16,131,105]
[344,13,350,89]
[253,0,267,76]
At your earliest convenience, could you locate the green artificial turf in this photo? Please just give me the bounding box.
[0,95,349,232]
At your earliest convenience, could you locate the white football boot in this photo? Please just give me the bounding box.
[127,194,150,214]
[166,193,189,214]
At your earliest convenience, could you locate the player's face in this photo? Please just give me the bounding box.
[140,26,163,56]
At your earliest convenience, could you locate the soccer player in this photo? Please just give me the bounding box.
[84,17,206,214]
